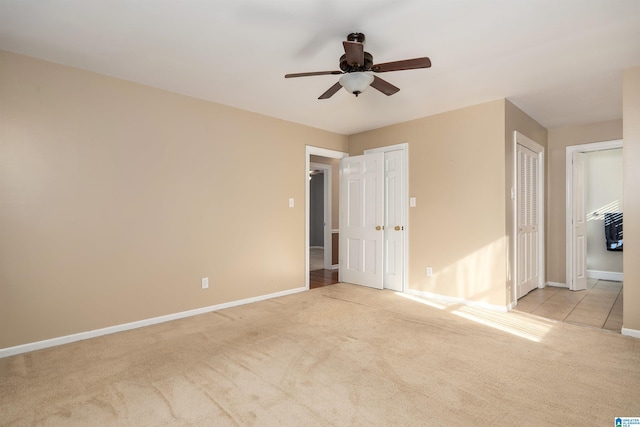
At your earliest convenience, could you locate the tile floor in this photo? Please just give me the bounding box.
[514,278,623,332]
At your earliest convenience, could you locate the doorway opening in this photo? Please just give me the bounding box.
[566,139,623,290]
[306,146,347,290]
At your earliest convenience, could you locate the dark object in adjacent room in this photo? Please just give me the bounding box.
[604,212,623,251]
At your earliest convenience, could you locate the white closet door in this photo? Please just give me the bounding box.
[383,150,404,291]
[339,153,384,289]
[517,144,539,298]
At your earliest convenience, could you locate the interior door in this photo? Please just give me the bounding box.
[516,144,539,298]
[572,151,588,291]
[339,153,384,289]
[383,150,404,291]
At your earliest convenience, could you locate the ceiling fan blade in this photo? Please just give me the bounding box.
[370,76,400,96]
[343,41,365,67]
[285,71,343,78]
[372,57,431,73]
[318,82,343,99]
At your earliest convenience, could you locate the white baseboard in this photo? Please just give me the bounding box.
[407,289,509,312]
[587,270,624,282]
[0,286,307,359]
[622,327,640,339]
[546,281,568,288]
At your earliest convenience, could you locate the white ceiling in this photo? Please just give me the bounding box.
[1,0,639,135]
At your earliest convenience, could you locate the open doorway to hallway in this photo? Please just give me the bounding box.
[309,167,338,289]
[306,147,345,289]
[565,140,623,330]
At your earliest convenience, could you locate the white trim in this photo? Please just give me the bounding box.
[587,270,624,282]
[365,142,408,153]
[512,131,545,305]
[566,139,623,291]
[310,161,333,270]
[622,328,640,339]
[408,289,510,312]
[546,281,569,288]
[364,143,409,293]
[305,146,348,289]
[0,286,306,358]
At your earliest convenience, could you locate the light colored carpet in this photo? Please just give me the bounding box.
[1,283,639,426]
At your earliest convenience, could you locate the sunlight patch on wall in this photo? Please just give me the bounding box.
[587,200,620,221]
[413,237,507,306]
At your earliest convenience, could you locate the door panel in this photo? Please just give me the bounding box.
[340,153,384,289]
[383,150,404,291]
[572,152,587,291]
[517,144,539,298]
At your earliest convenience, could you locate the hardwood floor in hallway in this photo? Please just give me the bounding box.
[514,278,623,332]
[309,269,339,289]
[309,247,338,289]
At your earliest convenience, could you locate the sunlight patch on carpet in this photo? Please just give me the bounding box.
[451,306,552,342]
[396,292,552,342]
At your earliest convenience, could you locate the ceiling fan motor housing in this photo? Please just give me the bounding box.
[347,32,366,43]
[340,52,374,72]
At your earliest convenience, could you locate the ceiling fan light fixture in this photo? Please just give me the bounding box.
[339,72,374,97]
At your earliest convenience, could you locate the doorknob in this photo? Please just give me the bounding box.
[376,225,382,231]
[395,226,401,231]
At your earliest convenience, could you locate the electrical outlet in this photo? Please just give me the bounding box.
[201,277,209,289]
[426,267,433,277]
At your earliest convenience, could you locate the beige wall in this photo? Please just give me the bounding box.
[0,51,347,348]
[623,66,640,332]
[4,49,638,350]
[546,120,623,284]
[504,100,548,303]
[349,100,509,307]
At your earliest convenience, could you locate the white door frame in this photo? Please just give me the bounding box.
[512,131,545,306]
[364,143,409,293]
[565,139,623,290]
[306,146,348,290]
[309,161,333,269]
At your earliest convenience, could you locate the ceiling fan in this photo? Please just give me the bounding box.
[285,32,431,99]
